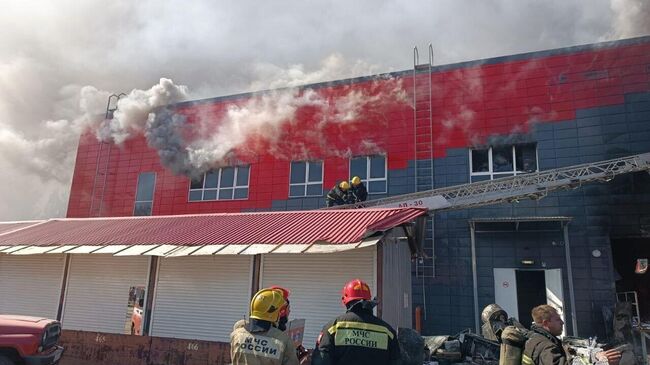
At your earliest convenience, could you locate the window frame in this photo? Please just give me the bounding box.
[349,155,388,194]
[133,172,156,216]
[288,161,324,198]
[188,165,251,202]
[469,144,539,181]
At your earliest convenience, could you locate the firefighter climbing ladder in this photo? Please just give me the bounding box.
[413,45,435,279]
[88,93,126,217]
[338,152,650,212]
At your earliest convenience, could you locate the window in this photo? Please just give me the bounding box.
[289,161,323,197]
[188,165,250,201]
[349,155,387,194]
[133,172,156,216]
[470,144,537,182]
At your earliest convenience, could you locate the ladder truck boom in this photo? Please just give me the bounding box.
[336,152,650,212]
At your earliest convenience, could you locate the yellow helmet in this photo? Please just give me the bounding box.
[339,181,350,191]
[249,288,287,323]
[351,176,362,186]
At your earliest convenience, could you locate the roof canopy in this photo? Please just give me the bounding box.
[0,208,426,256]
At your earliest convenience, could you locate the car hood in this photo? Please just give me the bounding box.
[0,315,55,334]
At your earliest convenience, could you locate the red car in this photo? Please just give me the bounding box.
[0,315,64,365]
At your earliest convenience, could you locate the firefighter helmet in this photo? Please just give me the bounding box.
[341,278,372,306]
[481,303,507,324]
[339,181,350,191]
[249,288,286,323]
[269,285,291,318]
[351,176,362,186]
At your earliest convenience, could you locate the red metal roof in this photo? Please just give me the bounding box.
[0,221,44,236]
[0,209,426,247]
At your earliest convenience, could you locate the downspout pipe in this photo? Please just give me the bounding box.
[563,221,579,336]
[470,221,480,333]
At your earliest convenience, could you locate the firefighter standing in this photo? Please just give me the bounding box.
[230,288,299,365]
[348,176,368,204]
[311,279,401,365]
[325,181,350,207]
[522,305,621,365]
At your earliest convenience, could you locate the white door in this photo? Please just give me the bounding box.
[62,255,150,333]
[150,255,252,342]
[544,269,565,336]
[0,254,65,318]
[261,246,376,349]
[493,268,518,320]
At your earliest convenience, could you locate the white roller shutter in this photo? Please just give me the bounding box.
[0,254,64,318]
[62,254,149,333]
[150,255,252,342]
[261,246,376,348]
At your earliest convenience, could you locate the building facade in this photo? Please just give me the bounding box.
[66,36,650,337]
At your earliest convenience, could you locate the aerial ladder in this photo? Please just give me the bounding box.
[88,93,126,217]
[336,152,650,212]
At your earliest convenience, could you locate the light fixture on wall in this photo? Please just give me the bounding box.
[521,259,535,265]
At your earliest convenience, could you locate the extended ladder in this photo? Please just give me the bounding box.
[88,93,125,217]
[334,152,650,212]
[413,45,435,278]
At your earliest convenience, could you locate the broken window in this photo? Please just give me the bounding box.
[188,165,250,201]
[289,161,323,197]
[469,144,537,182]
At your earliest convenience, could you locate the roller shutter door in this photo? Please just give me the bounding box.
[0,254,64,318]
[150,255,252,342]
[261,246,376,347]
[62,255,149,333]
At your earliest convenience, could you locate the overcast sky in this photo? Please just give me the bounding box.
[0,0,648,221]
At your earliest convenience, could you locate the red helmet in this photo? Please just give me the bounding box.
[341,279,372,306]
[269,285,291,318]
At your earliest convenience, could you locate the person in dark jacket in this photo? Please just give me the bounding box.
[348,176,368,204]
[325,181,350,207]
[522,305,568,365]
[522,305,621,365]
[311,279,401,365]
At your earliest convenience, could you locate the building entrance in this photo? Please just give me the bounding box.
[494,268,566,334]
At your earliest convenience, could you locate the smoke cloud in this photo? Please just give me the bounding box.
[0,0,647,220]
[147,78,407,175]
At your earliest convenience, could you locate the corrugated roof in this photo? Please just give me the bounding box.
[0,209,425,252]
[0,221,44,236]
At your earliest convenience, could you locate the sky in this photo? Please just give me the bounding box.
[0,0,648,221]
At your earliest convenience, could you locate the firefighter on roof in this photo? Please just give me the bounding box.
[348,176,368,204]
[230,288,299,365]
[325,181,350,207]
[311,279,401,365]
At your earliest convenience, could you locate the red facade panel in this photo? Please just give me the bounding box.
[66,39,650,218]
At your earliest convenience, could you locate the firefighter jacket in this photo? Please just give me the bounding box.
[521,324,568,365]
[311,307,401,365]
[349,183,368,203]
[231,320,300,365]
[325,185,349,207]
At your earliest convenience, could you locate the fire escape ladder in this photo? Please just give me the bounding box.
[88,93,125,217]
[413,45,435,279]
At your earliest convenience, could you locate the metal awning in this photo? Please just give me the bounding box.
[0,208,426,256]
[469,216,572,233]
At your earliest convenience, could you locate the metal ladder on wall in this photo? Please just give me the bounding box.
[413,45,435,279]
[88,93,125,217]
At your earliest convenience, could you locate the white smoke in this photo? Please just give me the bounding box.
[99,78,189,144]
[149,77,408,175]
[249,54,383,91]
[608,0,650,39]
